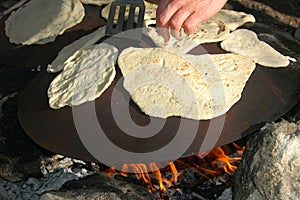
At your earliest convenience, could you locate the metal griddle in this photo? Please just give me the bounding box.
[17,36,300,165]
[0,7,106,68]
[1,7,298,165]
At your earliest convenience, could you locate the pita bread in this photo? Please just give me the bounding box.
[48,43,118,109]
[101,1,157,26]
[118,47,255,120]
[144,18,230,54]
[214,9,255,31]
[220,29,290,67]
[5,0,85,45]
[80,0,113,6]
[47,26,106,73]
[144,9,255,54]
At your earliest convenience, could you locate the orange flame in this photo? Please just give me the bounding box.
[149,162,166,192]
[102,143,245,195]
[232,142,246,155]
[208,147,242,174]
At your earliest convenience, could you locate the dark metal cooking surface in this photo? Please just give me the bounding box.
[18,65,300,164]
[0,10,296,165]
[17,42,300,165]
[0,7,106,68]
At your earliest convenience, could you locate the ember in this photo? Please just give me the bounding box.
[102,142,245,199]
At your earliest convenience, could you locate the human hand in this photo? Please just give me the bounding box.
[156,0,228,40]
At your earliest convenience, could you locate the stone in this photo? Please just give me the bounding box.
[233,120,300,200]
[0,65,46,182]
[295,22,300,40]
[0,155,26,182]
[0,155,95,200]
[0,0,19,10]
[40,173,156,200]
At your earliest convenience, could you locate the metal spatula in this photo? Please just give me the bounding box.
[105,0,145,36]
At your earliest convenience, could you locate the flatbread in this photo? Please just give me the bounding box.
[80,0,113,6]
[101,1,157,26]
[48,43,118,109]
[144,9,255,54]
[47,26,106,73]
[118,47,255,120]
[144,19,230,54]
[5,0,85,45]
[220,29,290,67]
[214,9,255,31]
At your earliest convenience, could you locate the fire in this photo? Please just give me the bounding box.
[205,146,243,175]
[103,162,178,193]
[149,162,166,192]
[102,142,245,195]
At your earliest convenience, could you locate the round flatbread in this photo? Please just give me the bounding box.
[118,47,256,120]
[144,19,230,54]
[144,9,255,54]
[214,9,255,31]
[47,26,106,73]
[48,43,118,109]
[5,0,85,45]
[220,29,290,67]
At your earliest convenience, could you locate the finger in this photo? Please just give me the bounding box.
[156,26,170,41]
[155,0,172,41]
[156,0,170,26]
[168,8,194,39]
[182,12,203,35]
[156,0,169,15]
[156,0,181,27]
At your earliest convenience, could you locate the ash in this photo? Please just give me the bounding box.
[168,172,233,200]
[0,155,94,200]
[164,184,232,200]
[135,155,237,200]
[17,154,236,200]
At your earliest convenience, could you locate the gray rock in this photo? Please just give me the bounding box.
[0,153,42,182]
[0,0,19,10]
[0,161,94,200]
[0,184,10,200]
[0,66,43,182]
[40,191,123,200]
[295,22,300,40]
[0,155,24,182]
[40,173,156,200]
[233,120,300,200]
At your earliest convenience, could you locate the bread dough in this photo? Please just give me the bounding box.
[5,0,85,45]
[144,9,255,54]
[48,43,118,109]
[118,47,256,120]
[221,29,289,67]
[47,26,106,73]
